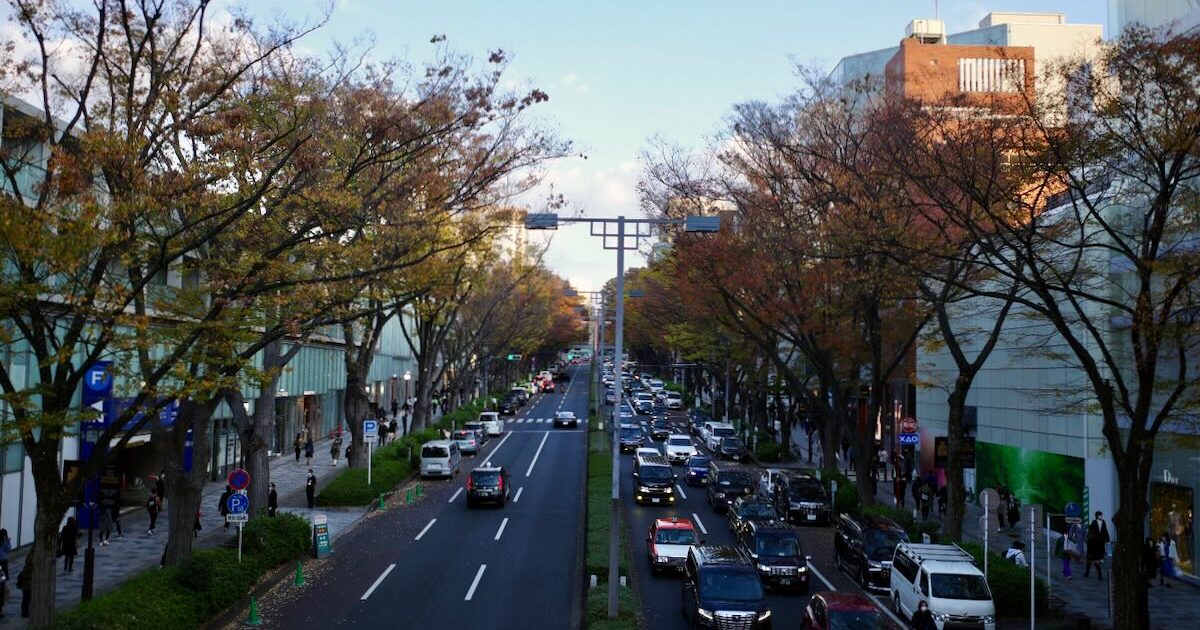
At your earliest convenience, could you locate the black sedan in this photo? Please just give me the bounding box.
[727,496,778,535]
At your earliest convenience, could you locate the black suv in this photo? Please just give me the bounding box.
[833,513,910,590]
[633,453,677,505]
[498,396,519,416]
[706,462,756,513]
[773,474,831,525]
[716,436,747,461]
[737,521,809,592]
[619,426,645,453]
[727,496,778,535]
[466,465,511,508]
[681,546,772,628]
[650,418,671,441]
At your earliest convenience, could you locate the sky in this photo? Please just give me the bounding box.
[261,0,1108,292]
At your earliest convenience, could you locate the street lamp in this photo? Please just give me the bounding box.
[403,371,412,435]
[527,212,718,618]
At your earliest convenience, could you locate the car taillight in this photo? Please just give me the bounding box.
[467,476,474,491]
[496,476,503,491]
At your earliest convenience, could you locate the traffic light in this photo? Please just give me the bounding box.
[505,354,522,361]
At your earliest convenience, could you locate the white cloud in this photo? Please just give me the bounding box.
[559,71,592,94]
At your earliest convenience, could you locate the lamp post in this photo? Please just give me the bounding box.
[402,371,412,435]
[527,212,719,618]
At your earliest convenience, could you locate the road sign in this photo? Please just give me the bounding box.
[364,434,379,445]
[227,468,251,491]
[506,354,522,361]
[313,516,332,557]
[227,492,249,515]
[899,416,918,434]
[363,420,379,438]
[1064,501,1082,519]
[898,433,919,445]
[225,513,249,525]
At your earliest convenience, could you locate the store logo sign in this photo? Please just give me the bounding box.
[1162,468,1179,485]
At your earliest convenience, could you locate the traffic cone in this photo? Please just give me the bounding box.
[405,489,413,504]
[377,493,386,510]
[415,483,423,498]
[247,596,262,626]
[294,561,305,586]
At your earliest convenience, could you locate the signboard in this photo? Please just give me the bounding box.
[226,492,249,515]
[98,463,121,508]
[933,436,976,469]
[898,433,919,445]
[227,468,251,491]
[225,513,249,525]
[313,516,332,557]
[363,420,379,438]
[364,434,379,445]
[899,416,918,434]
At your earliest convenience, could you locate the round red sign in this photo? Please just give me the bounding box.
[899,417,918,434]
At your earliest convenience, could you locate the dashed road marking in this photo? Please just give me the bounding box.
[465,564,487,600]
[526,431,550,477]
[494,517,509,541]
[414,518,436,540]
[864,591,907,628]
[691,513,708,535]
[675,484,687,499]
[360,564,396,600]
[448,488,463,504]
[514,487,524,502]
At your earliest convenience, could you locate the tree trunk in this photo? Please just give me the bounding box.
[28,490,65,627]
[1112,458,1150,630]
[343,368,370,468]
[225,386,276,517]
[853,393,877,507]
[162,398,216,566]
[943,384,968,542]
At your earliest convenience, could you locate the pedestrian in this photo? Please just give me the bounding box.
[145,489,160,535]
[1159,532,1179,587]
[0,563,7,621]
[110,503,123,538]
[0,528,11,578]
[16,562,30,618]
[996,487,1010,531]
[305,469,317,508]
[876,447,887,481]
[293,432,303,462]
[193,511,202,537]
[304,435,315,467]
[1008,494,1022,530]
[1067,520,1084,567]
[840,437,850,464]
[894,475,908,508]
[1143,536,1159,588]
[98,508,113,546]
[1058,531,1074,580]
[268,483,278,517]
[894,450,906,481]
[1005,540,1028,567]
[218,485,233,531]
[919,481,934,520]
[1085,511,1110,579]
[936,484,947,517]
[345,441,352,463]
[155,470,166,508]
[911,601,937,630]
[59,516,79,573]
[330,433,342,466]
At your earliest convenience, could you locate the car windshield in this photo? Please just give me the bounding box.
[421,446,448,458]
[620,428,641,440]
[930,573,992,600]
[863,528,908,561]
[757,533,801,558]
[828,610,886,630]
[738,502,776,519]
[640,466,673,483]
[655,528,697,545]
[689,457,711,468]
[653,419,668,427]
[463,423,483,431]
[669,437,692,447]
[713,427,736,438]
[698,568,763,602]
[470,471,501,485]
[720,472,753,487]
[789,480,826,501]
[721,438,743,449]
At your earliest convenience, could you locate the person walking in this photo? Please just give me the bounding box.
[110,503,123,538]
[1058,531,1075,580]
[305,469,317,509]
[1159,532,1179,588]
[1005,540,1029,567]
[919,481,934,520]
[155,470,167,509]
[218,485,233,531]
[1085,511,1110,579]
[996,487,1010,531]
[293,433,303,462]
[59,516,79,573]
[268,483,278,517]
[894,474,908,508]
[304,435,315,467]
[936,484,947,517]
[876,447,887,481]
[330,433,342,466]
[0,528,11,579]
[98,507,113,546]
[193,511,202,537]
[1143,536,1160,588]
[1067,520,1084,568]
[911,601,937,630]
[16,562,30,618]
[145,489,160,535]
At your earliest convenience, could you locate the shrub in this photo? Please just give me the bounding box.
[242,513,311,565]
[959,542,1048,616]
[830,472,861,516]
[754,440,785,463]
[316,459,409,506]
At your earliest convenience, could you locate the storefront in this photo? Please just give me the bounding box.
[1148,434,1199,580]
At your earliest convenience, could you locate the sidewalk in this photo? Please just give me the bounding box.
[0,435,364,627]
[783,432,1198,629]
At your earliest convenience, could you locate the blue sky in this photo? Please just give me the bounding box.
[266,0,1108,290]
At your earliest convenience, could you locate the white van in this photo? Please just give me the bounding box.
[420,440,462,479]
[479,411,504,436]
[890,543,996,630]
[705,422,736,451]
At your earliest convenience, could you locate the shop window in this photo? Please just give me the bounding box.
[1150,482,1195,577]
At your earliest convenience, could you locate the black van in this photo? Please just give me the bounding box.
[736,521,809,591]
[681,545,772,628]
[633,453,677,505]
[833,513,910,590]
[706,461,756,512]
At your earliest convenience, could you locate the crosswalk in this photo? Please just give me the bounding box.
[512,418,555,423]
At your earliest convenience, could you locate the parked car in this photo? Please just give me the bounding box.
[726,496,777,535]
[479,411,504,436]
[451,429,480,456]
[462,421,489,446]
[681,546,772,628]
[736,520,809,591]
[664,434,697,464]
[419,440,461,479]
[684,455,711,486]
[465,464,510,508]
[646,517,700,574]
[553,410,579,428]
[834,513,910,591]
[801,592,886,630]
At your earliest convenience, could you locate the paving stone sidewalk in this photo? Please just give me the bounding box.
[782,431,1198,629]
[0,435,369,627]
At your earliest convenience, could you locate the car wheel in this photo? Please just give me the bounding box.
[893,591,904,620]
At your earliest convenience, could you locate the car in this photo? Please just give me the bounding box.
[727,496,778,535]
[553,370,569,383]
[632,452,677,505]
[689,411,711,436]
[553,410,579,428]
[664,434,697,464]
[716,436,747,461]
[462,421,489,446]
[705,422,737,451]
[605,389,616,405]
[646,517,700,574]
[737,520,809,591]
[479,411,504,436]
[801,592,887,630]
[684,455,711,485]
[498,396,519,415]
[509,387,530,405]
[634,446,661,460]
[419,440,461,479]
[466,464,511,508]
[619,426,644,452]
[665,391,684,409]
[649,418,671,441]
[451,429,480,455]
[773,473,831,525]
[890,543,996,630]
[834,513,910,591]
[706,462,756,512]
[681,546,772,629]
[542,380,556,393]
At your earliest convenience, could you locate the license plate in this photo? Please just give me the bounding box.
[806,514,817,521]
[780,579,792,585]
[651,497,660,503]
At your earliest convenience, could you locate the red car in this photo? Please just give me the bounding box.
[645,517,700,573]
[801,591,890,629]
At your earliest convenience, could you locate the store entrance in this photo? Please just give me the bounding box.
[1150,482,1195,577]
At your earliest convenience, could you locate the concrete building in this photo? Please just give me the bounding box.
[1110,0,1200,35]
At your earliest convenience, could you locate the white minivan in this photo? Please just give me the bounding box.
[890,543,996,630]
[705,422,736,451]
[479,411,504,436]
[420,440,462,479]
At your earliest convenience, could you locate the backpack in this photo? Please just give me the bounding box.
[145,495,157,511]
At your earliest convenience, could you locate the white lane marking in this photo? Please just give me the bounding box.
[691,513,708,535]
[514,487,524,503]
[485,430,514,460]
[414,518,437,540]
[448,488,463,504]
[494,517,509,541]
[360,563,396,600]
[526,431,550,477]
[864,591,907,628]
[465,564,487,601]
[808,561,836,591]
[675,484,687,500]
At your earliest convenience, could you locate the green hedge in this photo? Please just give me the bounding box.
[754,440,785,463]
[53,514,311,630]
[959,542,1048,616]
[861,504,941,543]
[585,441,614,577]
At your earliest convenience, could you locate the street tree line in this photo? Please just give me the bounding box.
[634,26,1200,630]
[0,1,580,625]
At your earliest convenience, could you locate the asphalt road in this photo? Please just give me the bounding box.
[258,367,589,630]
[615,404,905,630]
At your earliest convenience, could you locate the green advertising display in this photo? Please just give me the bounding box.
[975,441,1084,510]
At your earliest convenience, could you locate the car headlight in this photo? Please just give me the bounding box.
[656,556,668,563]
[714,491,725,498]
[983,615,996,624]
[697,608,714,620]
[757,610,772,621]
[868,560,882,570]
[639,486,652,493]
[797,565,807,572]
[933,611,950,622]
[757,563,770,572]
